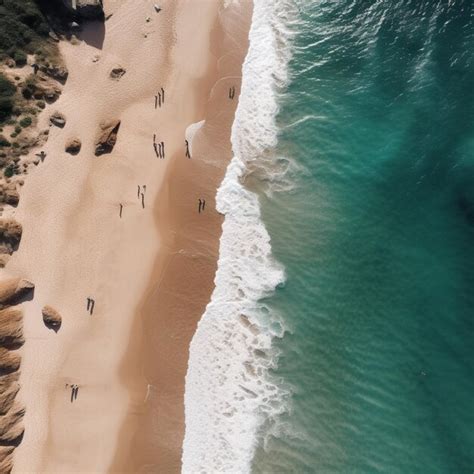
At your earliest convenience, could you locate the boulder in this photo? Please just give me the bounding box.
[65,138,81,155]
[0,278,34,309]
[50,112,66,128]
[0,220,22,255]
[42,305,62,332]
[110,67,126,80]
[62,0,104,20]
[39,65,69,84]
[95,120,121,156]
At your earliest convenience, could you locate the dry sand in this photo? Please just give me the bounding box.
[4,0,252,472]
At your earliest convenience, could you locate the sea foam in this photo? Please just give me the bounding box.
[182,0,294,472]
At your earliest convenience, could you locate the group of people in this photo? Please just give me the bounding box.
[198,198,206,213]
[86,297,95,315]
[67,384,79,403]
[155,87,165,109]
[153,134,165,159]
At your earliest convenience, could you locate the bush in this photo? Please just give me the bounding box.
[14,125,21,133]
[13,50,27,66]
[12,141,19,148]
[0,74,15,123]
[36,100,45,109]
[19,116,32,127]
[0,134,11,147]
[10,131,17,138]
[4,164,15,178]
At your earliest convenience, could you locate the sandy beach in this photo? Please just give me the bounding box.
[1,0,252,472]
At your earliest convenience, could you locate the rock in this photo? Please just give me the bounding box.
[154,4,162,13]
[0,446,14,474]
[0,220,22,255]
[0,402,25,446]
[0,308,23,348]
[95,120,121,156]
[0,349,20,376]
[0,382,19,415]
[3,189,19,207]
[50,112,66,128]
[39,65,69,84]
[0,255,10,269]
[65,138,81,155]
[62,0,104,20]
[0,278,34,309]
[42,305,62,332]
[44,89,60,103]
[110,67,126,80]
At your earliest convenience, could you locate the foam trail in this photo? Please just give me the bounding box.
[182,0,294,472]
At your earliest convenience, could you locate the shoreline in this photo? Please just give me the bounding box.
[111,2,254,472]
[5,0,253,472]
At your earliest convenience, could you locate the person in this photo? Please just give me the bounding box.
[185,139,191,158]
[198,198,202,213]
[202,199,206,211]
[141,193,145,209]
[90,299,95,315]
[119,203,123,218]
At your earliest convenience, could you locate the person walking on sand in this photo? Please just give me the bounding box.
[138,185,141,198]
[143,185,146,194]
[202,199,206,211]
[154,95,158,109]
[119,203,123,218]
[160,142,165,159]
[198,198,202,213]
[70,384,75,403]
[74,385,79,400]
[161,87,165,103]
[90,299,95,315]
[86,297,91,312]
[141,192,145,209]
[185,139,191,158]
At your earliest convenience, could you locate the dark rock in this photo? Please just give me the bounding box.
[65,138,81,155]
[62,0,104,20]
[110,67,126,80]
[50,112,66,128]
[95,120,121,156]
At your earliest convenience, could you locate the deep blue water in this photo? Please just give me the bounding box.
[253,1,474,472]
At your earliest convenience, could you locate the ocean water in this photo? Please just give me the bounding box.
[183,0,474,473]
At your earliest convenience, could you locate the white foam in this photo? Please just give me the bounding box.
[182,1,295,472]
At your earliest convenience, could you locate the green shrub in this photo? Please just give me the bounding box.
[19,116,32,127]
[0,74,15,123]
[13,50,27,66]
[36,100,45,109]
[12,142,19,148]
[14,125,21,133]
[0,135,11,147]
[4,164,15,178]
[10,131,17,138]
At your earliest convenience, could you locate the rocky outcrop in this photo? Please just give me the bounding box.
[0,275,32,466]
[0,186,20,207]
[62,0,105,20]
[39,65,69,84]
[49,111,66,128]
[65,138,81,155]
[42,305,62,332]
[0,308,24,348]
[0,278,34,309]
[0,349,20,376]
[0,220,22,256]
[110,67,126,80]
[95,120,121,156]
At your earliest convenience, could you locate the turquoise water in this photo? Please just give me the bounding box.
[253,1,474,472]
